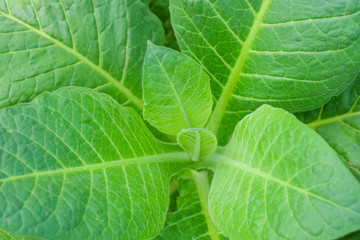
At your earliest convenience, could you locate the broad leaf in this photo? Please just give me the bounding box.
[203,105,360,240]
[0,87,191,239]
[169,0,360,144]
[177,128,217,161]
[155,170,226,240]
[0,0,163,109]
[297,76,360,180]
[143,43,212,135]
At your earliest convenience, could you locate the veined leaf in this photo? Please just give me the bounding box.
[0,87,191,239]
[155,170,226,240]
[203,105,360,239]
[143,43,212,135]
[177,128,217,161]
[297,76,360,180]
[169,0,360,144]
[0,0,163,109]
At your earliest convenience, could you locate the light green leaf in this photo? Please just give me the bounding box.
[155,170,226,240]
[177,128,217,161]
[143,43,212,135]
[169,0,360,144]
[0,87,191,239]
[0,0,163,109]
[203,105,360,240]
[297,76,360,180]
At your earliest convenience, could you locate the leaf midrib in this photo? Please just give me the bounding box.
[204,154,360,216]
[307,111,360,129]
[148,44,192,128]
[206,0,273,134]
[0,10,143,109]
[0,152,190,183]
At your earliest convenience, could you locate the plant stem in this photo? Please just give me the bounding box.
[191,170,221,240]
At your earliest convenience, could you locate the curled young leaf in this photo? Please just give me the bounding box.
[177,128,217,161]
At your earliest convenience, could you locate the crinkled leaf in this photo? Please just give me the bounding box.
[203,105,360,240]
[155,170,226,240]
[0,87,191,239]
[143,43,212,135]
[177,128,217,161]
[170,0,360,144]
[0,0,163,109]
[297,76,360,180]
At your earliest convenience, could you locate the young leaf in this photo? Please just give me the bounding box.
[155,170,226,240]
[298,76,360,180]
[169,0,360,143]
[203,105,360,240]
[0,87,192,239]
[143,43,212,135]
[177,128,217,161]
[0,0,163,109]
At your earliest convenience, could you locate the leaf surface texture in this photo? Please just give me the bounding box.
[0,0,163,109]
[204,105,360,239]
[0,87,191,239]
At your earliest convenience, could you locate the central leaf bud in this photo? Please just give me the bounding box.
[177,128,217,161]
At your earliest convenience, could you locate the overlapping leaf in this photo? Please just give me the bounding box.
[0,87,191,239]
[0,0,163,109]
[297,76,360,180]
[170,0,360,144]
[143,43,212,135]
[203,105,360,239]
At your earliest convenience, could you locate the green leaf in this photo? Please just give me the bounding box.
[177,128,217,161]
[0,0,163,109]
[155,170,226,240]
[169,0,360,144]
[143,43,212,135]
[297,76,360,180]
[0,87,192,239]
[203,105,360,240]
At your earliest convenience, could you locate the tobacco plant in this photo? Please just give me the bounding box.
[0,0,359,239]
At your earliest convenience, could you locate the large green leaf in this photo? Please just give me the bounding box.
[203,105,360,239]
[0,0,163,109]
[297,76,360,180]
[155,170,226,240]
[169,0,360,144]
[0,87,191,239]
[143,43,212,135]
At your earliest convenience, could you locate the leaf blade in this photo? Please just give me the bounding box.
[204,105,360,239]
[0,87,191,239]
[170,0,360,144]
[0,0,163,109]
[143,43,212,135]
